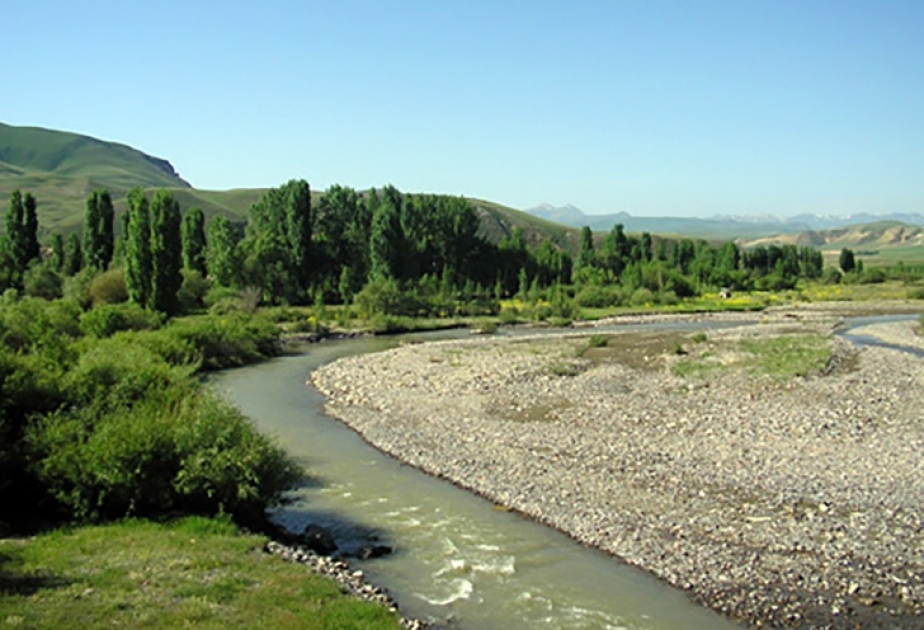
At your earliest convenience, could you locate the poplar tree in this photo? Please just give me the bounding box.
[3,191,40,279]
[4,191,26,276]
[23,193,40,264]
[63,233,83,276]
[369,193,403,279]
[181,206,207,275]
[125,188,153,307]
[284,180,312,293]
[50,233,65,272]
[83,189,114,270]
[206,215,238,288]
[576,226,595,271]
[149,190,183,314]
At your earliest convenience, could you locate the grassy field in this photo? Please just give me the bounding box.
[0,517,402,630]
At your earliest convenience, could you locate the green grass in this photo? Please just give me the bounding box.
[672,334,831,380]
[738,335,831,378]
[0,517,402,630]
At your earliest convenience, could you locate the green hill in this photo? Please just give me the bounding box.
[0,123,189,190]
[0,122,583,249]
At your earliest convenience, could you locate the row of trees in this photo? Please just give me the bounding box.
[2,181,860,318]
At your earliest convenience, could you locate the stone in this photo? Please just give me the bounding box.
[300,524,338,556]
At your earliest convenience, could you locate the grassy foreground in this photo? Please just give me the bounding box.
[0,517,402,630]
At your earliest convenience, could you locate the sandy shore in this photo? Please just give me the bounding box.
[312,306,924,628]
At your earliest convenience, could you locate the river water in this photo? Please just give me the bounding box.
[212,323,746,630]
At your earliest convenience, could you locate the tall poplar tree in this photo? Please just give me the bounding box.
[50,233,65,272]
[23,193,40,265]
[125,188,153,307]
[576,226,595,271]
[3,191,40,280]
[149,190,183,314]
[63,233,83,276]
[83,189,114,270]
[369,193,403,279]
[283,179,312,294]
[181,206,207,275]
[207,215,239,288]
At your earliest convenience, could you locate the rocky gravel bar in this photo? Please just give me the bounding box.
[312,306,924,629]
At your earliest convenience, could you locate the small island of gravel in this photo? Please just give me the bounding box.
[312,306,924,628]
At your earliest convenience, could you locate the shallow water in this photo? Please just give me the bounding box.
[211,332,741,630]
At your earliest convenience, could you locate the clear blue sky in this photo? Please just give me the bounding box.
[2,0,922,217]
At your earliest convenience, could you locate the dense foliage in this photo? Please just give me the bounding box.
[0,295,299,532]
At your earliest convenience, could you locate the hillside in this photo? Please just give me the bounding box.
[0,123,189,190]
[737,221,924,265]
[0,123,582,249]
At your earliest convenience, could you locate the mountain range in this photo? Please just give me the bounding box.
[526,203,924,239]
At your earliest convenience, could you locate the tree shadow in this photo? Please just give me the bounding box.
[0,551,71,596]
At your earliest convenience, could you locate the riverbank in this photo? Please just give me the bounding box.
[312,305,924,628]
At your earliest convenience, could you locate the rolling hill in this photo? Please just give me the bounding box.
[0,122,250,236]
[0,123,582,250]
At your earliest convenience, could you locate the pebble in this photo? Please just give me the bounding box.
[312,307,924,629]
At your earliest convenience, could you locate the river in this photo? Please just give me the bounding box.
[211,322,750,630]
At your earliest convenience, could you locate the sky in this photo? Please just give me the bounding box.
[2,0,923,218]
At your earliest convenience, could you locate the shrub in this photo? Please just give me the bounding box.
[23,263,63,300]
[161,313,280,370]
[87,269,128,307]
[630,287,655,306]
[353,277,421,317]
[80,303,164,338]
[575,285,621,308]
[63,268,97,309]
[28,390,301,524]
[204,285,241,309]
[859,268,887,284]
[821,267,842,285]
[177,269,211,313]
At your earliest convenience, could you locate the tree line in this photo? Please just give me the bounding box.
[1,181,865,319]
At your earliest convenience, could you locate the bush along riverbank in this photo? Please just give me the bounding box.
[313,306,924,629]
[0,296,420,629]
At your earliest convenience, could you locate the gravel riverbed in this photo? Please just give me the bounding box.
[311,307,924,629]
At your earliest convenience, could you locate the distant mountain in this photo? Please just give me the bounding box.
[526,204,924,239]
[737,221,924,252]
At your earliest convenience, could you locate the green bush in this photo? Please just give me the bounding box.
[28,391,301,524]
[0,297,82,360]
[80,303,164,338]
[575,285,621,308]
[161,313,280,370]
[177,269,211,313]
[23,263,63,300]
[63,268,97,309]
[630,287,655,306]
[821,267,842,285]
[87,269,129,307]
[859,268,887,284]
[0,298,296,531]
